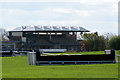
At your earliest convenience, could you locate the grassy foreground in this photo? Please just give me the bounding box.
[2,51,119,78]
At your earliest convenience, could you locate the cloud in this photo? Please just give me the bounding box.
[52,8,71,13]
[81,21,118,35]
[74,10,95,17]
[1,8,62,20]
[0,1,118,35]
[1,7,95,21]
[51,8,95,17]
[0,0,119,3]
[1,7,84,30]
[78,0,118,5]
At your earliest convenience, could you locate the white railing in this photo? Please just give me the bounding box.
[39,49,67,53]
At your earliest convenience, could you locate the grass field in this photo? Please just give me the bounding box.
[1,51,119,78]
[44,51,106,55]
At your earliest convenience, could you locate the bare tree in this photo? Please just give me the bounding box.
[0,28,8,41]
[103,33,115,40]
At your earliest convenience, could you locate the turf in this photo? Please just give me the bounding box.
[46,51,106,55]
[1,51,119,78]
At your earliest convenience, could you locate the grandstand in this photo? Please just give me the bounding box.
[8,26,89,51]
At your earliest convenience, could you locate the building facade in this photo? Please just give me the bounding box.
[8,25,89,51]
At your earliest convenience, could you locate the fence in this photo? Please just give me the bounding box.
[27,50,116,65]
[39,49,67,53]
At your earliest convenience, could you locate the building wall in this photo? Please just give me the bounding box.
[1,42,16,51]
[12,32,22,36]
[22,37,26,42]
[8,31,81,51]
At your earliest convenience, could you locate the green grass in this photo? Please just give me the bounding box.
[2,51,119,78]
[43,51,105,56]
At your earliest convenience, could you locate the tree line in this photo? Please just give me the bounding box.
[80,32,120,51]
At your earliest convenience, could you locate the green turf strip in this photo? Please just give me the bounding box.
[2,51,119,78]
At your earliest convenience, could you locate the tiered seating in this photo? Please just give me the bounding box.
[37,39,52,46]
[51,35,79,45]
[28,36,52,46]
[27,34,80,47]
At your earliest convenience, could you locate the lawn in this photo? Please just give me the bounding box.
[1,51,119,78]
[45,51,106,55]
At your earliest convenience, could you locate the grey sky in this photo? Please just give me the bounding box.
[0,0,118,35]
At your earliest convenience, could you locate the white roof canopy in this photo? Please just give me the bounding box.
[10,25,89,32]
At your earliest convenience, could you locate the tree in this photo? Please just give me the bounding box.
[0,28,8,41]
[101,33,117,50]
[83,32,106,51]
[80,40,87,51]
[108,35,120,50]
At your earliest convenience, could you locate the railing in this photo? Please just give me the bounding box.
[39,49,67,53]
[27,50,116,65]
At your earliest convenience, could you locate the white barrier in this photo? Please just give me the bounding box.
[27,52,36,65]
[39,49,67,53]
[105,50,111,54]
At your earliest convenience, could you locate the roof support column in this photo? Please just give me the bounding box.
[80,32,83,39]
[73,32,75,35]
[49,32,51,40]
[47,32,48,36]
[76,32,77,41]
[55,32,57,36]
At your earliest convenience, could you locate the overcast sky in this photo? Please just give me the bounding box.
[0,0,119,35]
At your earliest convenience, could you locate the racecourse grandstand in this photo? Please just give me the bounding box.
[8,25,89,51]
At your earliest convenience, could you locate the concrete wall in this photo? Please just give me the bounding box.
[12,32,22,36]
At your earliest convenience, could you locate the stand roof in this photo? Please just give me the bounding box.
[9,25,90,32]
